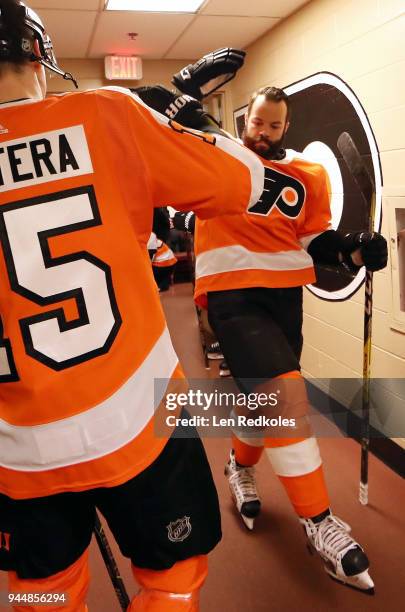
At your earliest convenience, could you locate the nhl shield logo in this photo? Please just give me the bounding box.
[167,516,192,543]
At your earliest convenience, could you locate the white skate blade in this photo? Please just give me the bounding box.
[241,515,255,530]
[325,568,375,594]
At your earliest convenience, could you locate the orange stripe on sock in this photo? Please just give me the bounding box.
[264,437,307,448]
[278,465,329,518]
[232,435,264,466]
[274,370,302,380]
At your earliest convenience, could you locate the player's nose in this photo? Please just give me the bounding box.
[259,129,271,141]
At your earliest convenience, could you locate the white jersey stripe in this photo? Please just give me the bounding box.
[0,327,177,471]
[154,248,175,264]
[195,245,314,279]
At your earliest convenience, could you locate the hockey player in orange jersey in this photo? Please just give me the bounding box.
[200,87,388,594]
[0,3,267,611]
[152,239,178,292]
[169,84,387,593]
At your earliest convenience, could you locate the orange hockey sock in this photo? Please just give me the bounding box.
[274,370,302,380]
[265,437,329,517]
[129,555,207,611]
[278,465,330,517]
[232,434,264,466]
[8,549,89,612]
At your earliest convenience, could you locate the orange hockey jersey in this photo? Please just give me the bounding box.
[152,240,177,267]
[0,86,265,499]
[194,151,332,308]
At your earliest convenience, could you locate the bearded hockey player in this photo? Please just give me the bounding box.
[157,76,387,593]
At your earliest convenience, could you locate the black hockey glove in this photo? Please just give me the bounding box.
[133,85,220,132]
[172,48,246,100]
[172,211,195,234]
[342,231,388,272]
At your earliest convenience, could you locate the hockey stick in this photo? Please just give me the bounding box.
[337,132,376,505]
[185,231,210,369]
[94,512,130,610]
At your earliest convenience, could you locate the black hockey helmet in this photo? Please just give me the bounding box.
[0,1,77,87]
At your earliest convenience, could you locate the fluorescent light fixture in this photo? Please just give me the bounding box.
[105,0,204,12]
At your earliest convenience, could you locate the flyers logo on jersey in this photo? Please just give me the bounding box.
[249,166,306,218]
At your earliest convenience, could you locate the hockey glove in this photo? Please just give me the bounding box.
[342,231,388,272]
[172,48,246,100]
[172,211,196,234]
[133,85,220,132]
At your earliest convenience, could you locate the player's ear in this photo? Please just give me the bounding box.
[285,120,290,133]
[33,39,41,58]
[31,40,42,74]
[31,40,47,97]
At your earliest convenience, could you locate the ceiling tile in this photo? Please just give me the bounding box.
[166,15,279,59]
[37,10,98,58]
[201,0,309,18]
[30,0,100,10]
[89,11,195,59]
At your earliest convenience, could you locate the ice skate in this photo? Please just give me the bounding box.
[219,360,231,377]
[300,513,374,594]
[206,341,224,360]
[225,449,261,530]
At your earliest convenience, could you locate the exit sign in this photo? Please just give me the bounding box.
[105,56,143,80]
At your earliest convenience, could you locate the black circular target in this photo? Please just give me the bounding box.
[283,72,383,301]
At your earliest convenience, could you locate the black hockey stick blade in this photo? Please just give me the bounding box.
[337,132,375,207]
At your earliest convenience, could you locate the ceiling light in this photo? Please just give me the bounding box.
[105,0,204,12]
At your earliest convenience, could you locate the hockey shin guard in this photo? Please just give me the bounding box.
[7,549,89,612]
[129,555,208,611]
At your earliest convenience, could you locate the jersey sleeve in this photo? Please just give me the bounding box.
[297,164,332,250]
[115,87,265,220]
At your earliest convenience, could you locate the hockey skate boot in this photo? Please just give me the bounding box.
[225,449,261,530]
[219,360,231,377]
[206,341,224,360]
[300,512,374,593]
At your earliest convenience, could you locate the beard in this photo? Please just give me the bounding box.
[242,129,286,160]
